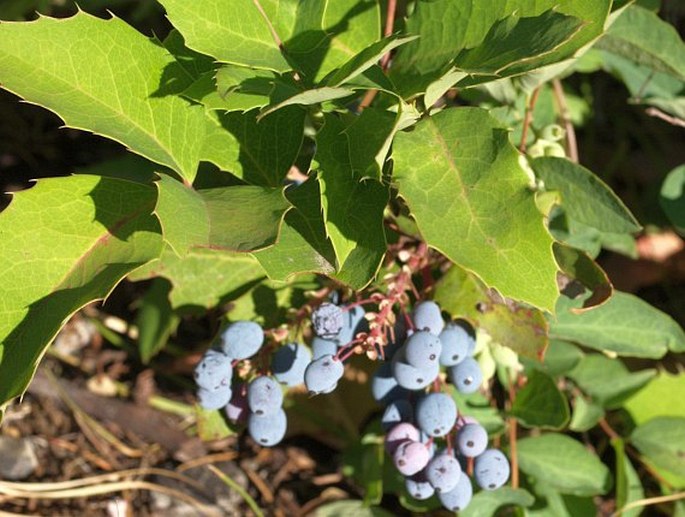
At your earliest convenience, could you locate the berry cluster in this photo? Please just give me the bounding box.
[192,286,510,511]
[194,321,295,446]
[372,301,510,512]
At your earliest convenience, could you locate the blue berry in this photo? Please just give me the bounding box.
[336,305,367,347]
[439,324,474,366]
[225,385,248,423]
[412,301,444,335]
[271,342,311,387]
[194,349,232,391]
[438,472,473,511]
[312,303,344,339]
[197,386,232,410]
[394,440,431,476]
[312,336,338,359]
[391,348,440,390]
[416,393,457,437]
[457,423,488,457]
[220,321,264,360]
[449,357,483,394]
[385,422,420,455]
[247,376,283,416]
[474,449,510,490]
[405,471,435,500]
[404,330,442,369]
[248,408,287,447]
[304,354,344,395]
[371,362,407,403]
[425,452,462,493]
[381,399,413,431]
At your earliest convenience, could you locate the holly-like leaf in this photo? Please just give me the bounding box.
[532,157,641,234]
[316,114,388,287]
[254,178,337,283]
[517,433,612,496]
[282,0,381,83]
[0,175,163,408]
[550,292,685,357]
[394,107,559,312]
[201,108,305,187]
[159,0,291,72]
[454,10,584,76]
[0,12,207,183]
[154,175,292,253]
[434,266,549,359]
[596,4,685,81]
[511,370,570,429]
[130,245,265,311]
[391,0,610,97]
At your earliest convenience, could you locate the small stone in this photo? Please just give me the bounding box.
[0,436,38,480]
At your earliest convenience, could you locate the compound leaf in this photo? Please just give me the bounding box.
[0,175,163,408]
[393,107,559,312]
[155,175,292,254]
[0,12,207,183]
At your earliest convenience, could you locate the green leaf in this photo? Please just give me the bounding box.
[201,108,305,187]
[568,354,655,409]
[391,0,610,96]
[613,438,645,517]
[258,86,355,118]
[529,483,597,517]
[631,417,685,477]
[0,175,163,407]
[454,10,584,76]
[532,157,641,234]
[522,339,584,377]
[569,394,605,432]
[343,107,400,180]
[661,164,685,233]
[517,433,612,496]
[511,370,570,429]
[324,35,417,87]
[315,114,388,288]
[155,175,292,253]
[550,292,685,357]
[0,13,207,183]
[596,5,685,81]
[460,487,535,517]
[159,0,291,72]
[624,372,685,426]
[282,0,381,83]
[129,246,265,311]
[254,178,338,284]
[394,107,559,312]
[135,278,180,364]
[434,266,548,359]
